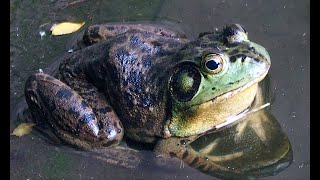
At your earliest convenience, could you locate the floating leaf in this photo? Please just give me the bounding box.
[11,123,35,137]
[51,22,85,36]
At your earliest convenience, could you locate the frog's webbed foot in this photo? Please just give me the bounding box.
[196,138,244,163]
[24,73,123,150]
[155,136,241,174]
[83,22,187,46]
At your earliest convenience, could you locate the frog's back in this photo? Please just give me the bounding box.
[80,29,189,142]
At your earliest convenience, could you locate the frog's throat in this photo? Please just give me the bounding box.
[164,71,268,138]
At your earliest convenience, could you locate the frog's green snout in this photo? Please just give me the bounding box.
[250,41,271,65]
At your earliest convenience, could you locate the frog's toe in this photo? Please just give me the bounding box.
[24,73,123,149]
[198,138,220,155]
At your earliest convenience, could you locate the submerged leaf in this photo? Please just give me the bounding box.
[11,123,35,137]
[51,22,85,35]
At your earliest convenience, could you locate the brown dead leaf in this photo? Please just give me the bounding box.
[51,22,85,36]
[11,123,35,137]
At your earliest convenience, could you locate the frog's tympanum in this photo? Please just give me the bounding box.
[24,23,292,179]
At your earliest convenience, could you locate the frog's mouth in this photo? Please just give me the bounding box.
[207,70,269,105]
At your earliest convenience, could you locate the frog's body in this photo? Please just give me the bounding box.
[24,22,271,171]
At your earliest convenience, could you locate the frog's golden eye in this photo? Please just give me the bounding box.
[201,53,224,74]
[170,63,201,102]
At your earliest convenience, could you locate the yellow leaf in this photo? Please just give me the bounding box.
[51,22,85,36]
[11,123,35,137]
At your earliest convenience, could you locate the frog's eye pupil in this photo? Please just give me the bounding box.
[206,60,220,70]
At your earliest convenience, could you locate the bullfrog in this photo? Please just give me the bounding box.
[24,22,272,174]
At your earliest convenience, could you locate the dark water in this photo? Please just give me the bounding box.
[10,0,309,179]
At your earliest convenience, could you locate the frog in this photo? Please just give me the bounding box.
[24,22,272,175]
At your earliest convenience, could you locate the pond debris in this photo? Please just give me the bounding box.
[50,22,85,36]
[11,123,35,137]
[39,31,46,39]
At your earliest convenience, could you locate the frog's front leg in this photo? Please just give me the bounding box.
[83,22,186,45]
[154,136,238,175]
[24,73,123,149]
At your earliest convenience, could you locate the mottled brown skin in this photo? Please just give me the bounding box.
[82,23,186,45]
[25,23,190,148]
[25,73,124,149]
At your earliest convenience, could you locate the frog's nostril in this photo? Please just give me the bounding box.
[249,47,255,52]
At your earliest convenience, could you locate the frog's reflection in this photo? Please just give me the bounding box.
[154,78,292,179]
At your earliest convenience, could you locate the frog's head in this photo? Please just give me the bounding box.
[164,24,271,138]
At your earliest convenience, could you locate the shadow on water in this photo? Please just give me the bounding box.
[11,0,309,179]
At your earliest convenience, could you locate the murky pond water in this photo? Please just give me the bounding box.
[10,0,309,179]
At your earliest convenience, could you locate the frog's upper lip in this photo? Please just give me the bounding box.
[209,70,269,103]
[185,70,268,111]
